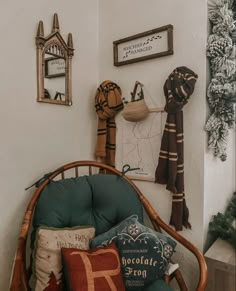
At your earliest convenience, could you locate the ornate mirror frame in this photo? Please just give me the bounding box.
[36,13,74,106]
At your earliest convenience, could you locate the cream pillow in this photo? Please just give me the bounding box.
[31,226,95,291]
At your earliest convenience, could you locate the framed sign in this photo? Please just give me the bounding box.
[113,24,173,66]
[45,57,66,78]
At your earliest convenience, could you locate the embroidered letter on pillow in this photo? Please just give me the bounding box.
[62,243,125,291]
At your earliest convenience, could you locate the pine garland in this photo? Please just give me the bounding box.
[206,0,236,161]
[209,192,236,249]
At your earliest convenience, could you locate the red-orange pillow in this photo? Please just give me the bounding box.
[62,243,125,291]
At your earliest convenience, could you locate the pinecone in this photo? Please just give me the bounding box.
[207,38,232,58]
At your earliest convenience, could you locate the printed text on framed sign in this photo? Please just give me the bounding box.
[113,25,173,66]
[45,57,66,78]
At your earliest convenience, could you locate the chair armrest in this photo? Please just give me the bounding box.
[152,217,207,291]
[9,208,33,291]
[9,239,28,291]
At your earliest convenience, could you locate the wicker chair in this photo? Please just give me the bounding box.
[9,160,207,291]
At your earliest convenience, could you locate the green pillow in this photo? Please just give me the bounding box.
[90,216,176,290]
[90,214,138,247]
[145,279,173,291]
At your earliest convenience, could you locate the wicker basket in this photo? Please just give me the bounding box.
[122,81,149,122]
[9,161,208,291]
[122,99,149,122]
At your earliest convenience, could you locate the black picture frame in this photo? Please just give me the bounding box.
[113,24,174,67]
[44,57,66,78]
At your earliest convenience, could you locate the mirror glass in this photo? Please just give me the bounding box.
[43,53,66,102]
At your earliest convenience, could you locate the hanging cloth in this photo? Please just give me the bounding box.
[95,80,123,167]
[155,66,198,231]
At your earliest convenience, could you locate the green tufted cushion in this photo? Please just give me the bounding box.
[32,174,143,241]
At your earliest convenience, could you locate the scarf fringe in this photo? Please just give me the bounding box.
[169,195,191,231]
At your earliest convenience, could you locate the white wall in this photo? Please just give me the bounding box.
[98,0,208,289]
[1,1,234,290]
[0,0,98,289]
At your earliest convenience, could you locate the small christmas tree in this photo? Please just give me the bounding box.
[44,271,63,291]
[209,192,236,249]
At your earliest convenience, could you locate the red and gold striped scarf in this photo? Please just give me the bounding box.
[155,67,198,231]
[95,80,123,168]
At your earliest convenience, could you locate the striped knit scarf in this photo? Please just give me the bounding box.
[155,67,198,231]
[95,80,123,167]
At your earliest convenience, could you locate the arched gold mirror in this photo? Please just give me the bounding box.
[36,13,74,106]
